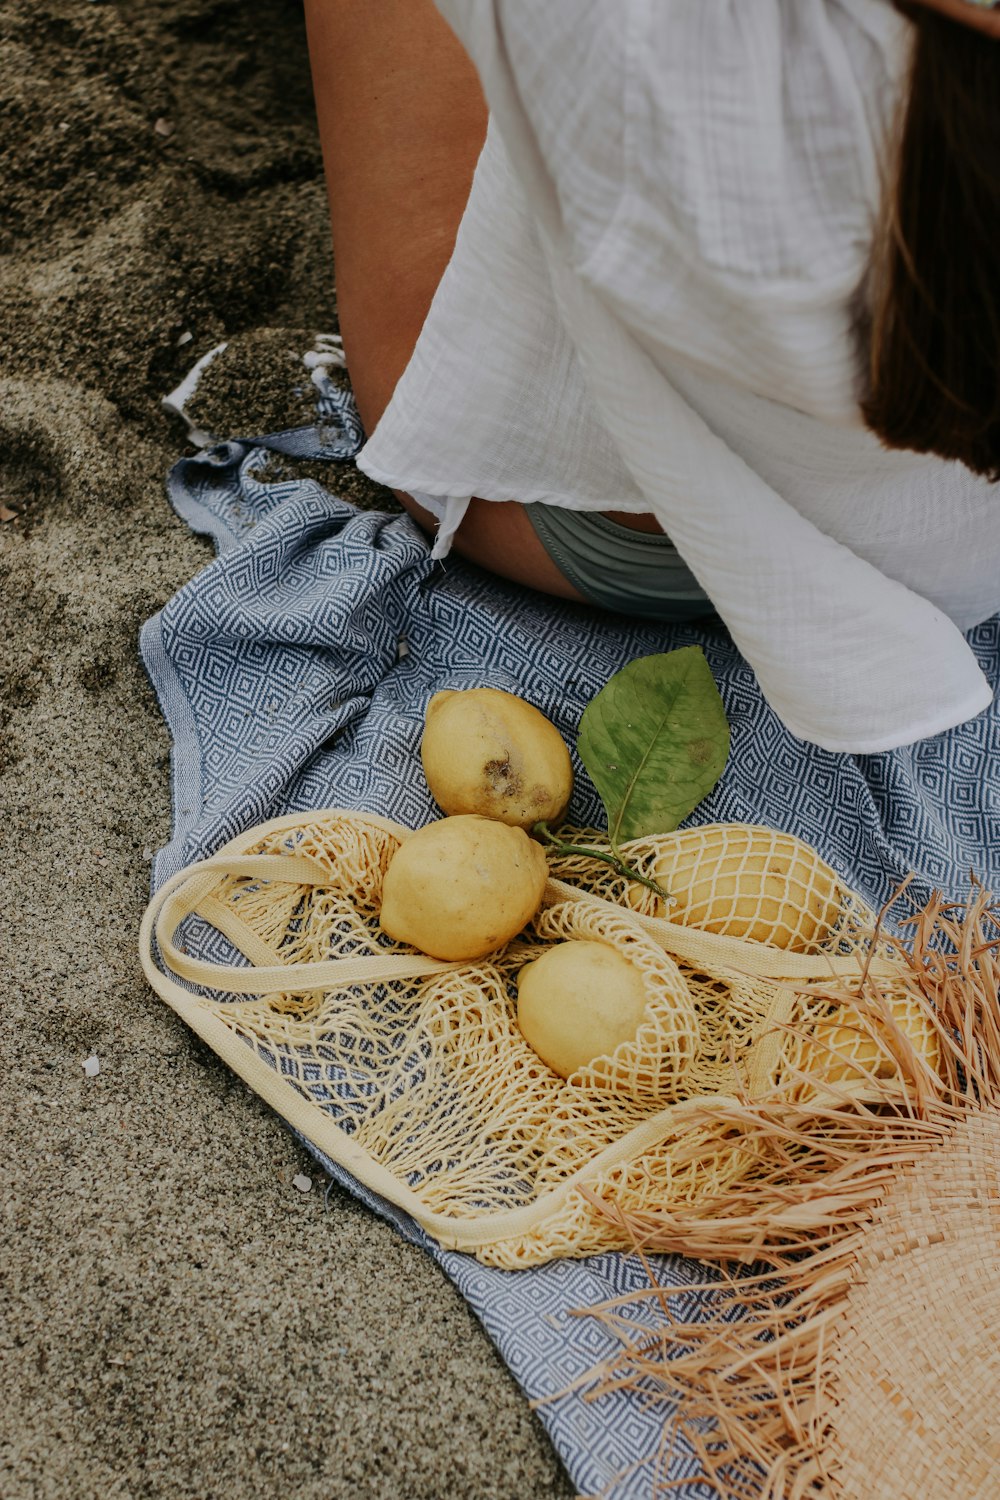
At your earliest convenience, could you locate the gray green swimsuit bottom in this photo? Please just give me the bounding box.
[523,503,713,623]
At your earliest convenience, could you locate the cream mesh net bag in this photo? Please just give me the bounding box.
[140,808,935,1270]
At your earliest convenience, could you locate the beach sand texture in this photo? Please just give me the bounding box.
[0,2,573,1495]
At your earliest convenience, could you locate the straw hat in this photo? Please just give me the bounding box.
[580,883,1000,1500]
[828,1108,1000,1500]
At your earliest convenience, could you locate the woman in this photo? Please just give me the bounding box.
[304,0,1000,754]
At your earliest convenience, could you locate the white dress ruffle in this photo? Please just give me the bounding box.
[358,0,998,753]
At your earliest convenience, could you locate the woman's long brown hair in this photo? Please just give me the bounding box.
[863,8,1000,481]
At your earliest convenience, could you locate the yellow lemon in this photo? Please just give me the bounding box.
[630,825,842,950]
[421,688,572,829]
[379,815,548,961]
[799,995,940,1087]
[517,940,650,1079]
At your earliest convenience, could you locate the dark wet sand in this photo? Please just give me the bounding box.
[0,3,573,1494]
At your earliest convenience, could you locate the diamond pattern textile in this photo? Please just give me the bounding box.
[141,402,1000,1498]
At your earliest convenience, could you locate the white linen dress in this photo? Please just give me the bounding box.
[357,0,1000,754]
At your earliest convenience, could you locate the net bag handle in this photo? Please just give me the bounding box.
[543,879,900,982]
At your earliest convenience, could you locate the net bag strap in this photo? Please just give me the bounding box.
[544,878,900,982]
[152,853,458,996]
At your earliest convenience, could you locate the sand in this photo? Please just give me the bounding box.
[0,2,573,1495]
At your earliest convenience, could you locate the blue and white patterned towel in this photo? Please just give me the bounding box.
[141,391,1000,1498]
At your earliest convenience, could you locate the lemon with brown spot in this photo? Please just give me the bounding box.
[421,688,573,829]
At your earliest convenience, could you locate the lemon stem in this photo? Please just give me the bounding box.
[531,823,670,901]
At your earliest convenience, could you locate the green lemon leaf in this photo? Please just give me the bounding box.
[577,647,729,845]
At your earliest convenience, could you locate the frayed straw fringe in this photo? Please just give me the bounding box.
[564,882,1000,1500]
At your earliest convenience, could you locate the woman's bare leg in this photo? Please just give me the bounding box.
[303,0,591,599]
